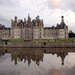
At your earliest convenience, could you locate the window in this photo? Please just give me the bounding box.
[40,32,41,35]
[13,36,14,38]
[65,32,66,34]
[40,36,41,38]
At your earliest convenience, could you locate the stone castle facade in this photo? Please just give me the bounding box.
[0,15,68,39]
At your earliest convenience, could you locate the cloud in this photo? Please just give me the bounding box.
[47,0,62,8]
[0,0,20,7]
[46,65,75,75]
[0,17,7,21]
[46,0,75,12]
[0,15,11,27]
[48,69,62,75]
[62,66,75,75]
[0,71,20,75]
[60,0,75,12]
[0,0,75,32]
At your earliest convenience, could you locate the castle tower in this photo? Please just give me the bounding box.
[60,16,66,28]
[14,16,17,27]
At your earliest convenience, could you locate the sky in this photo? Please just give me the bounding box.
[0,0,75,32]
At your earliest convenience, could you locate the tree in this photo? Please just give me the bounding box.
[69,30,75,38]
[69,30,74,33]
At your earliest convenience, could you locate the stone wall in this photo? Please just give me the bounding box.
[0,42,75,48]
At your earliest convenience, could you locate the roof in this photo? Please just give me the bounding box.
[59,21,66,29]
[0,24,11,30]
[44,23,66,30]
[0,25,5,30]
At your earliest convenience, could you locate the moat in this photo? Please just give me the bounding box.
[0,48,75,75]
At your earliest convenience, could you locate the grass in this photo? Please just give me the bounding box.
[32,39,75,42]
[0,38,75,42]
[0,40,2,42]
[10,39,24,42]
[32,39,58,42]
[0,39,24,42]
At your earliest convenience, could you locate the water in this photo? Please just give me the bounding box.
[0,48,75,75]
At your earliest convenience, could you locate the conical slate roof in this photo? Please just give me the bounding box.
[60,21,66,28]
[60,16,66,28]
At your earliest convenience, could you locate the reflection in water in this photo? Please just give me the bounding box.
[0,48,75,66]
[11,49,44,66]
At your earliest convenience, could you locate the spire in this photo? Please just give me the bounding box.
[11,19,13,28]
[24,18,26,23]
[60,16,66,28]
[28,14,30,19]
[61,16,64,22]
[15,16,17,22]
[37,15,40,20]
[28,14,30,16]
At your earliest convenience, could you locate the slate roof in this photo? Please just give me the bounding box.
[0,25,5,30]
[44,16,66,30]
[0,24,11,30]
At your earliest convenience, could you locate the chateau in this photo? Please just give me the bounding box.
[0,15,68,39]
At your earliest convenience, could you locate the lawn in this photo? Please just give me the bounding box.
[32,39,58,42]
[10,39,24,42]
[32,39,75,42]
[0,38,75,42]
[0,39,24,42]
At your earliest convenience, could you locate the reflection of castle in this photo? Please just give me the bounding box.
[44,49,68,65]
[0,48,74,66]
[57,52,68,65]
[11,49,44,66]
[0,49,6,57]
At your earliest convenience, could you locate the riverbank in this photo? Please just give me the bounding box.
[0,42,75,48]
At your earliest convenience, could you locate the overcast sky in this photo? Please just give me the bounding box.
[0,0,75,32]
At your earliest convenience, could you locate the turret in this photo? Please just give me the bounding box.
[60,16,66,28]
[27,14,31,27]
[11,19,13,28]
[40,20,44,27]
[37,15,40,20]
[15,16,17,22]
[24,18,26,23]
[28,14,30,19]
[61,16,64,22]
[14,16,17,27]
[24,18,26,27]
